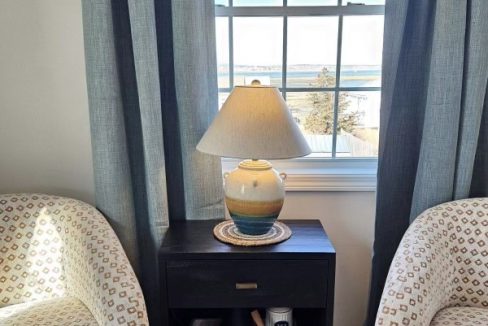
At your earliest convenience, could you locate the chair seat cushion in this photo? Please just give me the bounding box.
[0,296,98,326]
[430,307,488,326]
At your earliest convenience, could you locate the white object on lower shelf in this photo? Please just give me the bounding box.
[266,307,293,326]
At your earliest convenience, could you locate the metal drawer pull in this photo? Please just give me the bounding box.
[235,282,258,290]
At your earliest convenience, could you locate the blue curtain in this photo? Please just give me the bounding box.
[366,1,488,324]
[82,0,224,324]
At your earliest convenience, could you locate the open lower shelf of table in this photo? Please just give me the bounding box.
[168,307,327,326]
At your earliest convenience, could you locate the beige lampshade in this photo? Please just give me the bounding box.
[197,85,311,159]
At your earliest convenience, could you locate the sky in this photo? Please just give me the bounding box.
[215,3,384,67]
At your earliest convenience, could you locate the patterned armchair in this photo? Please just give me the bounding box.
[0,193,148,325]
[376,198,488,326]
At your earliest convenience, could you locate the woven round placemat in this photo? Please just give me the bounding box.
[213,220,292,246]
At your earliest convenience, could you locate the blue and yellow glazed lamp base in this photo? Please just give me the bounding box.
[224,159,286,235]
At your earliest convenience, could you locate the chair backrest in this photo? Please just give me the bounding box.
[391,198,488,310]
[0,194,68,306]
[437,198,488,308]
[376,198,488,326]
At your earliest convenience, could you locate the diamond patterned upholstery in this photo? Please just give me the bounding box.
[376,198,488,326]
[430,306,488,326]
[0,193,148,325]
[0,296,98,326]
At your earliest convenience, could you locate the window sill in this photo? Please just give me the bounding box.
[221,157,377,192]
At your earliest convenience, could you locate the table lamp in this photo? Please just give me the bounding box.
[197,81,311,235]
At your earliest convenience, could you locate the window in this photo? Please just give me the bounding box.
[215,0,384,159]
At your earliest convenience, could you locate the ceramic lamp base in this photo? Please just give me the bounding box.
[223,160,286,235]
[230,215,279,236]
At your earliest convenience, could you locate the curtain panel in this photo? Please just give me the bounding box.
[366,0,488,324]
[82,0,224,324]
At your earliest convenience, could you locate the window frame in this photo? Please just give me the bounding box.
[216,1,384,191]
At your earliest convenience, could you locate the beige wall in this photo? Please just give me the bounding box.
[281,192,375,326]
[0,0,94,203]
[0,1,376,325]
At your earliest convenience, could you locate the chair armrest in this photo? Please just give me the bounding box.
[59,200,148,325]
[375,211,456,325]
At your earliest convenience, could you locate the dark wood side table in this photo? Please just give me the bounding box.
[159,219,336,326]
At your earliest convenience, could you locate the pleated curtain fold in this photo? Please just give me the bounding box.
[81,0,224,324]
[366,1,488,324]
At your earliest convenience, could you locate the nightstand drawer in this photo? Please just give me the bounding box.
[166,260,328,308]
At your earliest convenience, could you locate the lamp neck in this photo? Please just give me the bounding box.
[238,159,272,171]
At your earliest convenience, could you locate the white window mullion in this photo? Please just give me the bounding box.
[228,0,234,89]
[215,5,385,17]
[331,14,343,158]
[281,6,288,100]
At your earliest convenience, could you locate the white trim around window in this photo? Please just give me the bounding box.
[221,157,377,192]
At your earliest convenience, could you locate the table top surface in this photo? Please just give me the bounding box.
[159,219,335,260]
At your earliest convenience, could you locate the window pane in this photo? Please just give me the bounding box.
[288,0,337,5]
[336,91,380,157]
[216,17,229,88]
[286,92,335,156]
[343,0,385,5]
[233,17,283,87]
[234,0,282,6]
[215,0,229,6]
[340,15,384,87]
[287,17,338,88]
